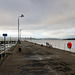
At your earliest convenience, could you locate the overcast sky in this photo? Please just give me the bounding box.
[0,0,75,38]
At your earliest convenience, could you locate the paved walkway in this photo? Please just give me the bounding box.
[0,41,75,75]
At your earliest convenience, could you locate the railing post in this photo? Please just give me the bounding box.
[64,43,66,50]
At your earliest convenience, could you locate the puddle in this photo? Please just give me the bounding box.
[24,55,61,60]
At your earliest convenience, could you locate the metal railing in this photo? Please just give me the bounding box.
[48,42,75,53]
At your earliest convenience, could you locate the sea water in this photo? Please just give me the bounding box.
[0,44,16,51]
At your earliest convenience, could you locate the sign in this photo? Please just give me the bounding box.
[3,34,7,36]
[67,42,72,49]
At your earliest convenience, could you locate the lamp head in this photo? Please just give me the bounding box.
[20,14,24,17]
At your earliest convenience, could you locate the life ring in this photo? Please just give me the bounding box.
[67,42,72,49]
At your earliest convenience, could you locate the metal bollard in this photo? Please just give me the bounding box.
[18,48,21,52]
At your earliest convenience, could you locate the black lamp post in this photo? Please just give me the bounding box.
[18,14,24,44]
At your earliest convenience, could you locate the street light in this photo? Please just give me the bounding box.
[20,29,22,41]
[18,14,24,44]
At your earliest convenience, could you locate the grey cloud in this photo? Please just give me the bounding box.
[0,0,75,38]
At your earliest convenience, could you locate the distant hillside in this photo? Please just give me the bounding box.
[63,38,75,40]
[35,38,61,40]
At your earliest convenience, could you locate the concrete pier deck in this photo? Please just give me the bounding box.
[0,41,75,75]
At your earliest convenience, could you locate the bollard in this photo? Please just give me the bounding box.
[18,48,21,52]
[35,43,36,45]
[41,44,43,47]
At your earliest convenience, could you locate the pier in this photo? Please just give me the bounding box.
[0,41,75,75]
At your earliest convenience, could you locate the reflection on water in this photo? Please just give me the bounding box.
[0,44,16,51]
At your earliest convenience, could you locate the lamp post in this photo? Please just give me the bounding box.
[18,14,24,52]
[20,29,22,42]
[18,14,24,44]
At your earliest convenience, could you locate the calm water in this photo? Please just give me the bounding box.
[27,40,75,53]
[0,44,16,51]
